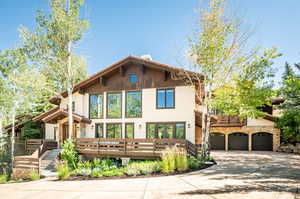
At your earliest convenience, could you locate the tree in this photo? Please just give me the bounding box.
[20,0,89,140]
[183,0,280,157]
[276,63,300,143]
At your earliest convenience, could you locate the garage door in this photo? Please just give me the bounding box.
[252,132,273,151]
[228,133,248,150]
[210,133,225,150]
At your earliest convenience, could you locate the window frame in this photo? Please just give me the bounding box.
[89,94,104,119]
[129,74,137,83]
[125,90,142,118]
[95,123,104,138]
[156,88,175,109]
[125,123,135,139]
[146,122,186,139]
[106,92,122,119]
[106,123,122,138]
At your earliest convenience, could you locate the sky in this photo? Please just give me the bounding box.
[1,0,300,86]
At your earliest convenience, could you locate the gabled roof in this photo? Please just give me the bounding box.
[49,56,203,104]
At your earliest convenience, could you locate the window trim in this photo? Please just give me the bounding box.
[106,92,122,119]
[125,90,142,118]
[125,123,135,139]
[156,88,175,109]
[95,123,104,138]
[129,74,137,84]
[106,123,122,138]
[89,94,104,119]
[146,122,186,139]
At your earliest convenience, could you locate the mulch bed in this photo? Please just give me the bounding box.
[57,161,216,181]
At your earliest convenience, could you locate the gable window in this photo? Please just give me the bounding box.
[95,123,103,138]
[126,91,142,118]
[129,74,137,83]
[72,101,75,112]
[146,122,185,139]
[107,93,122,118]
[89,94,103,119]
[125,123,134,138]
[106,123,122,138]
[157,88,175,109]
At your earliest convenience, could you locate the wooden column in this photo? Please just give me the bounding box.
[248,133,252,151]
[225,133,228,151]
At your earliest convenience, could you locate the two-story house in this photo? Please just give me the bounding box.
[33,56,281,152]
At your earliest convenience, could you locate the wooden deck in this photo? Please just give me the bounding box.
[75,138,198,159]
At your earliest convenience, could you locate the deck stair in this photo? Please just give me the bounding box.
[40,149,61,177]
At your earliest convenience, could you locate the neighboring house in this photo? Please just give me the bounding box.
[33,56,282,152]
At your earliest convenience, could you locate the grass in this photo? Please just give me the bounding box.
[29,169,40,181]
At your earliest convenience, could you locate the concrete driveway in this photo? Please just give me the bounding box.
[1,151,300,199]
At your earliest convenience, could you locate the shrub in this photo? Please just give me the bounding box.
[101,168,124,177]
[0,174,8,183]
[125,161,161,176]
[57,162,70,180]
[161,147,176,173]
[29,169,40,181]
[90,168,103,178]
[92,158,119,171]
[61,139,78,170]
[77,161,92,170]
[175,148,188,171]
[187,157,201,169]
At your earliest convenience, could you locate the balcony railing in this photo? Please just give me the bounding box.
[212,115,246,127]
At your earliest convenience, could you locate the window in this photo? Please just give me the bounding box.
[72,101,75,112]
[156,89,175,109]
[89,94,103,118]
[146,122,185,139]
[126,91,142,118]
[125,123,134,138]
[129,74,137,83]
[95,123,103,138]
[107,93,122,118]
[106,123,122,138]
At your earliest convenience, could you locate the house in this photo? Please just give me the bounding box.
[33,56,281,155]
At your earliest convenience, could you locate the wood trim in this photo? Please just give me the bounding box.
[106,92,122,119]
[125,90,142,118]
[89,94,104,119]
[156,88,175,109]
[106,123,122,138]
[125,123,135,139]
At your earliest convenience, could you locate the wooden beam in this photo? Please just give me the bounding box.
[119,65,125,76]
[99,77,106,86]
[164,71,168,81]
[140,64,146,73]
[78,88,85,94]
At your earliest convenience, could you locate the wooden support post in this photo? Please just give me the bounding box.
[225,134,228,151]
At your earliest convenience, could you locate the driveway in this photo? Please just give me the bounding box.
[1,151,300,199]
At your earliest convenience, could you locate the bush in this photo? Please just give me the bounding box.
[90,168,103,178]
[57,162,70,180]
[0,174,8,183]
[101,168,124,177]
[187,157,201,169]
[29,169,40,181]
[77,161,92,170]
[175,148,188,171]
[161,147,176,173]
[125,161,161,176]
[61,139,78,170]
[92,158,119,171]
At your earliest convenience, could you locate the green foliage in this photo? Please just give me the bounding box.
[57,162,70,180]
[161,147,177,173]
[90,168,102,178]
[77,160,91,170]
[61,139,78,170]
[187,157,201,169]
[175,149,188,171]
[21,121,42,140]
[29,169,40,181]
[101,168,124,177]
[0,174,8,183]
[276,110,300,143]
[125,161,162,176]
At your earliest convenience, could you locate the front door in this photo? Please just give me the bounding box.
[61,124,69,144]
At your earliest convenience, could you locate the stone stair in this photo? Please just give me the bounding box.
[40,149,61,178]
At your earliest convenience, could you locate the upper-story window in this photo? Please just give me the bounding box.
[126,91,142,118]
[89,94,103,119]
[95,123,104,138]
[129,74,137,83]
[72,101,75,112]
[107,92,122,118]
[156,88,175,109]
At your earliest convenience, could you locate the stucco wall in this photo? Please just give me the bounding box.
[45,123,57,140]
[45,85,196,143]
[247,118,275,126]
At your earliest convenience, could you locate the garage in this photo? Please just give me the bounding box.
[252,132,273,151]
[210,132,225,150]
[228,133,248,150]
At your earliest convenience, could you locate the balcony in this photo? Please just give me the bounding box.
[212,115,246,127]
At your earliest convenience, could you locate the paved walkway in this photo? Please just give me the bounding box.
[1,151,300,199]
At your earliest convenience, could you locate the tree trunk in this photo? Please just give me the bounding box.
[10,106,16,168]
[67,86,73,140]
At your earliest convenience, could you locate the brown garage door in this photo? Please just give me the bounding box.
[210,133,225,150]
[252,132,273,151]
[228,133,248,150]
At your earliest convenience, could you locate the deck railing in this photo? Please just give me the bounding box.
[75,138,198,159]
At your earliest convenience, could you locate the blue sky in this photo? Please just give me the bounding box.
[1,0,300,86]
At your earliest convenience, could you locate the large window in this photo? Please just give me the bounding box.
[125,123,134,138]
[126,91,142,118]
[107,93,122,118]
[106,123,122,138]
[146,122,185,139]
[95,123,103,138]
[89,94,103,118]
[157,89,175,109]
